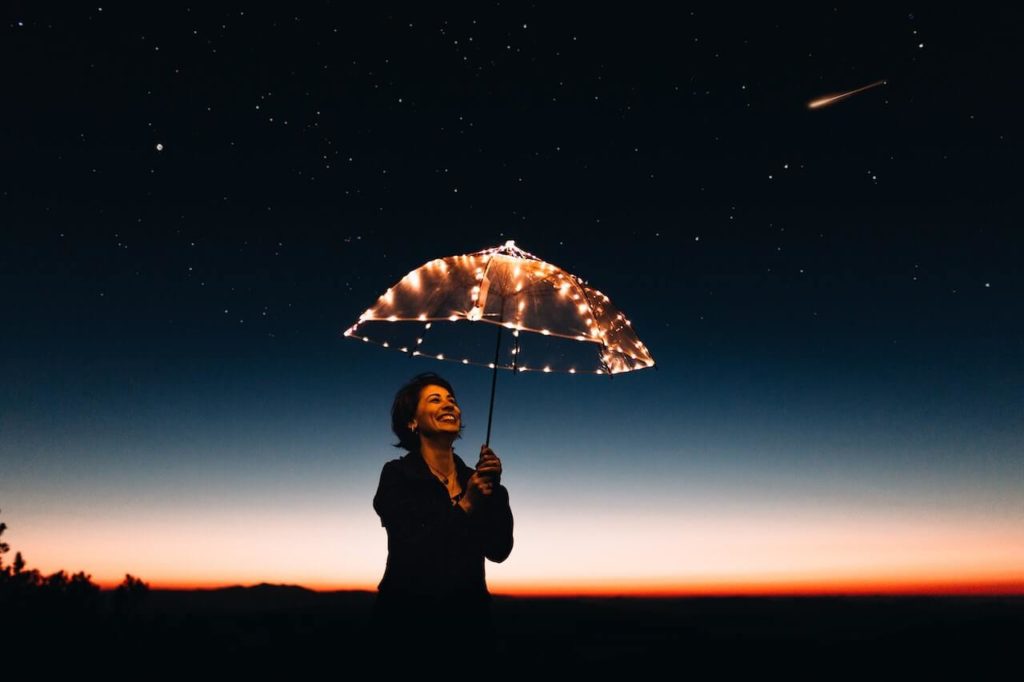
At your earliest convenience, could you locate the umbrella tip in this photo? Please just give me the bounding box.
[504,239,515,248]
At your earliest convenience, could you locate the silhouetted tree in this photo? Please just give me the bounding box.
[0,512,10,575]
[0,509,129,616]
[114,573,150,614]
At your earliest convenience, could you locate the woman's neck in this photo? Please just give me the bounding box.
[419,436,455,475]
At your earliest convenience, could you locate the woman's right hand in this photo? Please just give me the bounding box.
[460,470,496,513]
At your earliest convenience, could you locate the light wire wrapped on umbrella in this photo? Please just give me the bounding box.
[345,241,655,443]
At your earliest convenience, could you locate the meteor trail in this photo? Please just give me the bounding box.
[808,80,887,109]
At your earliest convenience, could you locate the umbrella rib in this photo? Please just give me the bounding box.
[576,282,613,376]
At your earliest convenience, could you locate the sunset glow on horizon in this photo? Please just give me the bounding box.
[10,468,1023,597]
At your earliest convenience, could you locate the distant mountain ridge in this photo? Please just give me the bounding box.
[145,583,375,614]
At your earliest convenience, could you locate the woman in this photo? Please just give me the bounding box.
[371,372,514,641]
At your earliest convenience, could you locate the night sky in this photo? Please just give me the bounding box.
[2,5,1021,593]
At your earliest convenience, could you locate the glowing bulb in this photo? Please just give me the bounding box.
[382,342,389,347]
[488,363,495,369]
[462,359,469,364]
[387,315,398,322]
[468,307,482,321]
[569,368,576,374]
[420,315,428,322]
[541,329,550,335]
[437,354,444,360]
[543,366,551,373]
[448,315,458,321]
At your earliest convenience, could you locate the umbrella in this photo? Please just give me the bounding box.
[344,240,655,444]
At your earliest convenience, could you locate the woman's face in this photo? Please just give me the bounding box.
[409,384,461,439]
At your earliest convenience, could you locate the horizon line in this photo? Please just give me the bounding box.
[99,580,1024,597]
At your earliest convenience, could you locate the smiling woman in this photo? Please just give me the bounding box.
[371,372,514,656]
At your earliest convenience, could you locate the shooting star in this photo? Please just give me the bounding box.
[808,80,887,109]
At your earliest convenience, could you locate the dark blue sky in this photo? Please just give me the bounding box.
[1,5,1021,591]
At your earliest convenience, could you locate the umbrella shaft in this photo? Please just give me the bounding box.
[485,324,502,447]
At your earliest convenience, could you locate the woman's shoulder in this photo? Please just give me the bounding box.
[379,450,422,476]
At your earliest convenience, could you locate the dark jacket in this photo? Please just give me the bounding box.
[372,448,514,605]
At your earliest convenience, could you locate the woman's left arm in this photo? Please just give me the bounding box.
[474,484,513,563]
[469,446,514,563]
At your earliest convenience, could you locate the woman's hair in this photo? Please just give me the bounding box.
[391,372,463,450]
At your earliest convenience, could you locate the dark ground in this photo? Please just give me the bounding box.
[8,586,1020,674]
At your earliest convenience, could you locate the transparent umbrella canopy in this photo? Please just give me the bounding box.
[344,240,655,443]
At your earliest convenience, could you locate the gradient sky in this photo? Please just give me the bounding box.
[2,6,1021,594]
